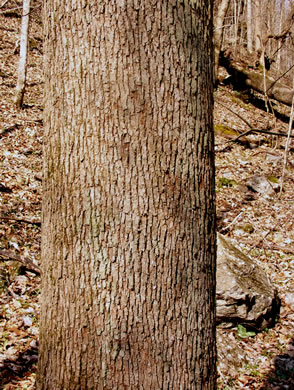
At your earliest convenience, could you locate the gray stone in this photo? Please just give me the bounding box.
[246,174,276,198]
[216,233,280,330]
[284,292,294,310]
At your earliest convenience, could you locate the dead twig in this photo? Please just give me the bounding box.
[215,99,294,140]
[246,221,279,256]
[0,249,40,274]
[220,211,244,233]
[0,6,23,15]
[242,128,294,138]
[0,215,41,226]
[0,0,9,8]
[266,63,294,94]
[228,128,294,145]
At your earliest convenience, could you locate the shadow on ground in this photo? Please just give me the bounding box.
[0,344,38,387]
[262,337,294,389]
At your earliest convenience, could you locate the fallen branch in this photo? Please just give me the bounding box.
[215,100,294,140]
[218,128,294,149]
[0,249,40,274]
[249,128,294,138]
[0,215,41,226]
[0,0,9,8]
[232,128,294,142]
[266,63,294,95]
[0,6,23,15]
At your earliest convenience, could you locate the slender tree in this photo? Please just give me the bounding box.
[38,1,216,389]
[247,0,253,53]
[214,0,231,82]
[255,0,262,52]
[14,0,30,109]
[277,0,285,72]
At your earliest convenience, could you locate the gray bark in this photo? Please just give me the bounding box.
[37,1,216,389]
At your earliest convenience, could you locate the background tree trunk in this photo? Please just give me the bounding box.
[255,0,262,52]
[14,0,30,109]
[277,0,285,72]
[247,0,253,53]
[38,1,216,389]
[215,0,231,82]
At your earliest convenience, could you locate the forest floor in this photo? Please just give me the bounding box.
[1,5,294,390]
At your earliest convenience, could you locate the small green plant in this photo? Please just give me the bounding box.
[214,124,239,137]
[237,324,256,338]
[242,223,254,233]
[268,175,279,184]
[0,331,9,349]
[244,363,263,378]
[262,349,273,358]
[217,177,237,188]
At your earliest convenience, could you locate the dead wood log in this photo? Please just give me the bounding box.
[219,52,294,107]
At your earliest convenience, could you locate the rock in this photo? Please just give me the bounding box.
[266,153,282,165]
[284,292,294,310]
[246,174,276,198]
[216,233,280,330]
[23,315,33,328]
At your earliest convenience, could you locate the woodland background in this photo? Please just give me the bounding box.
[0,0,294,388]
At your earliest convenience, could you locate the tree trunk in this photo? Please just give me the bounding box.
[255,0,262,52]
[214,0,231,83]
[277,0,285,72]
[233,0,238,51]
[37,1,216,389]
[247,0,253,53]
[14,0,30,109]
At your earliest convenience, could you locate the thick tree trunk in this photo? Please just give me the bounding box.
[38,1,216,389]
